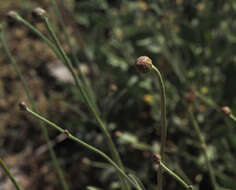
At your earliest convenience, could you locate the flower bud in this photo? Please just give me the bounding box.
[135,56,153,73]
[152,153,161,164]
[19,102,27,111]
[6,11,20,26]
[32,8,47,21]
[6,11,19,20]
[221,106,231,116]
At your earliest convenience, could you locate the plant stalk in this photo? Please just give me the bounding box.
[0,29,69,190]
[188,107,218,190]
[50,0,97,109]
[158,159,192,189]
[152,65,167,190]
[23,105,141,190]
[0,158,22,190]
[43,16,130,189]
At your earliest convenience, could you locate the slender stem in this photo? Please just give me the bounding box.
[152,65,167,190]
[43,17,130,189]
[0,30,69,190]
[0,158,22,190]
[229,114,236,122]
[11,12,129,189]
[158,160,192,190]
[11,13,63,61]
[23,105,140,190]
[49,0,97,107]
[188,107,218,190]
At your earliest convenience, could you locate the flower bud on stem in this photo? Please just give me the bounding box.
[136,56,167,190]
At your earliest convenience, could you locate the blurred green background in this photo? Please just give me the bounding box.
[0,0,236,189]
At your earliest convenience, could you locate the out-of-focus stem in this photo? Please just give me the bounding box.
[0,29,69,190]
[0,158,22,190]
[49,0,96,105]
[188,107,218,190]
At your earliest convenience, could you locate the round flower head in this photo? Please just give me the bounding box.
[135,56,153,73]
[18,102,27,111]
[7,11,18,20]
[6,11,20,25]
[221,106,231,116]
[32,8,47,21]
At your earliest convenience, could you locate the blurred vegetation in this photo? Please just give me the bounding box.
[0,0,236,190]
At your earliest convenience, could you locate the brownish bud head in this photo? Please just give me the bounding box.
[32,8,47,21]
[221,106,231,116]
[135,56,153,73]
[19,102,27,111]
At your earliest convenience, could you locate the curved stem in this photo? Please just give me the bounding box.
[158,160,192,189]
[24,106,140,190]
[0,29,69,190]
[152,65,167,190]
[0,158,22,190]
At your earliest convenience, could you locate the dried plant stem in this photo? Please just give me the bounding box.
[43,16,130,190]
[0,30,69,190]
[152,65,167,190]
[188,107,218,190]
[0,158,22,190]
[22,104,141,190]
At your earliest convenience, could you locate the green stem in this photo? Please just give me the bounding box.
[158,160,192,190]
[152,65,167,190]
[24,105,140,190]
[0,29,69,190]
[49,0,97,108]
[43,17,130,189]
[0,158,23,190]
[229,114,236,122]
[188,107,218,190]
[11,13,63,61]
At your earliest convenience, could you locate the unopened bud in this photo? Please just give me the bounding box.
[152,153,161,164]
[135,56,153,73]
[6,11,20,26]
[221,106,231,116]
[7,11,19,20]
[32,8,47,21]
[19,102,27,111]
